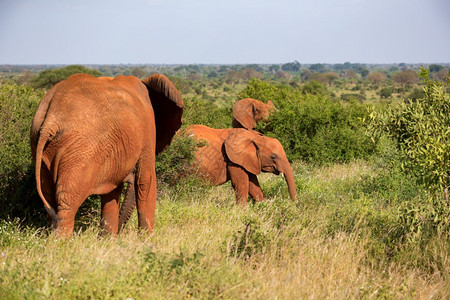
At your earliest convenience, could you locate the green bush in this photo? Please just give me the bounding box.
[379,87,393,98]
[240,80,375,164]
[406,87,425,102]
[368,68,449,200]
[155,128,204,185]
[182,96,232,128]
[301,80,330,96]
[0,84,45,223]
[238,78,302,103]
[31,65,102,89]
[340,93,366,102]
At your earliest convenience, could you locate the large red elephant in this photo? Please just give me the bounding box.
[30,73,184,237]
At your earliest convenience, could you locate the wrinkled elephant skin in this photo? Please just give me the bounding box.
[30,73,184,237]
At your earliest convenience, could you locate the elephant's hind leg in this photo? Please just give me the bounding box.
[100,184,123,235]
[135,152,157,235]
[135,175,156,234]
[53,169,92,237]
[54,190,86,237]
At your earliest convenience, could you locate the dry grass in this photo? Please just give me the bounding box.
[1,161,448,299]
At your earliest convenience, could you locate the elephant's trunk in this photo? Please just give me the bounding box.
[281,162,297,201]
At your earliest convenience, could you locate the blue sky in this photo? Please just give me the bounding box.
[0,0,449,64]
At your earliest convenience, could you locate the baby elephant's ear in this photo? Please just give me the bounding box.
[232,99,256,129]
[142,74,185,154]
[224,129,261,175]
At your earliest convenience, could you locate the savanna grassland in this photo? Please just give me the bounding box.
[0,63,449,299]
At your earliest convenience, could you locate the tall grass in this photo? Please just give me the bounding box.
[1,161,448,299]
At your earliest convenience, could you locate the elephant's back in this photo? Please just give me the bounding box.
[186,125,231,185]
[44,74,152,133]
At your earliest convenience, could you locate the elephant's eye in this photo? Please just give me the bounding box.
[271,154,278,160]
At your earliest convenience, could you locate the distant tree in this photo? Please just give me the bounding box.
[240,68,264,80]
[361,68,369,78]
[186,65,200,73]
[333,64,345,72]
[131,67,146,79]
[16,70,34,84]
[301,80,329,96]
[275,71,292,79]
[379,87,393,99]
[168,76,191,94]
[324,72,339,86]
[354,65,369,78]
[269,64,280,73]
[207,71,218,78]
[308,73,327,85]
[393,70,419,90]
[367,72,387,84]
[429,64,444,73]
[31,65,102,89]
[309,63,326,73]
[281,61,301,72]
[226,70,242,84]
[187,72,203,81]
[343,69,357,81]
[301,69,312,81]
[218,65,229,74]
[246,64,264,72]
[432,68,449,82]
[406,88,425,102]
[173,66,186,76]
[389,66,399,72]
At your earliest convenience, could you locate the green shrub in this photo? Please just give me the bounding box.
[155,128,204,185]
[379,87,393,98]
[340,93,366,102]
[368,68,449,200]
[182,96,232,128]
[301,80,330,96]
[31,65,102,89]
[0,84,45,223]
[406,87,425,102]
[238,78,302,103]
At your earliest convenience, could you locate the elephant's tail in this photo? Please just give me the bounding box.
[35,126,57,223]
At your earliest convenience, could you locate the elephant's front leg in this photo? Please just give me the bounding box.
[248,174,264,202]
[100,184,123,235]
[228,164,249,206]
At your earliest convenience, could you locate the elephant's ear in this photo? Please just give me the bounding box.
[267,100,277,111]
[224,129,261,175]
[232,99,256,129]
[142,74,184,154]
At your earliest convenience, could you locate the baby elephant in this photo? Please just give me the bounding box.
[232,98,276,130]
[187,125,297,205]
